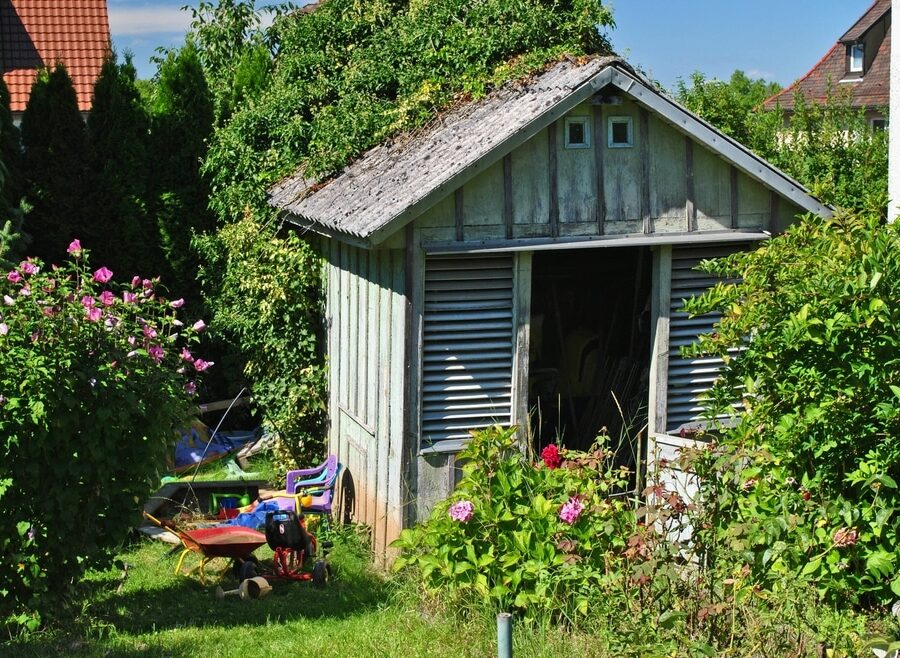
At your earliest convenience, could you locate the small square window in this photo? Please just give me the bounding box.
[871,118,887,131]
[849,44,864,73]
[607,116,633,148]
[564,116,590,149]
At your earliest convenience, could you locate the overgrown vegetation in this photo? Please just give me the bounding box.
[684,211,900,605]
[0,244,207,630]
[196,0,616,468]
[676,73,887,213]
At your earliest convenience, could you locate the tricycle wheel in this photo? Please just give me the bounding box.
[312,560,329,588]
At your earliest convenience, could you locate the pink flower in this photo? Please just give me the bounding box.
[193,358,213,372]
[86,307,102,322]
[169,298,185,309]
[99,290,116,307]
[67,239,82,256]
[126,350,138,358]
[192,319,206,333]
[448,500,474,522]
[180,347,194,363]
[104,315,119,329]
[81,295,96,309]
[42,306,56,318]
[18,286,30,297]
[142,279,153,290]
[123,292,137,304]
[0,323,7,336]
[127,335,137,347]
[7,270,22,283]
[93,267,113,284]
[185,381,197,396]
[541,444,563,469]
[131,275,141,287]
[148,344,164,363]
[3,295,13,306]
[142,325,157,339]
[19,261,39,275]
[559,496,585,525]
[833,527,859,548]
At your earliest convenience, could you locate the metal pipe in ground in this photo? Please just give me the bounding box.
[497,612,512,658]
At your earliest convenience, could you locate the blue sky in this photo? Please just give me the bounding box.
[109,1,874,91]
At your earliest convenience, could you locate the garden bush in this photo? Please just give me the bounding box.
[0,241,206,630]
[683,210,900,604]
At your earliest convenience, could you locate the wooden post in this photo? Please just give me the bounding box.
[548,122,559,237]
[593,105,605,234]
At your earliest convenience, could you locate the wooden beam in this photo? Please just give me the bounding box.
[769,190,779,232]
[730,165,739,229]
[548,122,559,238]
[402,222,419,527]
[593,105,605,235]
[648,244,673,437]
[503,154,513,240]
[454,187,464,242]
[640,108,651,234]
[685,136,695,232]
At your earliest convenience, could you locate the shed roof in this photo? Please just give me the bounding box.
[0,0,110,113]
[271,56,830,246]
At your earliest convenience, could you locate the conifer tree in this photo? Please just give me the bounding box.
[20,64,91,263]
[150,41,215,301]
[0,77,25,262]
[86,52,160,279]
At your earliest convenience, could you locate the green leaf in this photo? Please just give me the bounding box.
[800,558,821,577]
[657,610,687,629]
[866,550,894,579]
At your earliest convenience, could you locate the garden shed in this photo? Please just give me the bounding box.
[269,56,830,556]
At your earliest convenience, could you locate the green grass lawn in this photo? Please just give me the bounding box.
[8,530,609,658]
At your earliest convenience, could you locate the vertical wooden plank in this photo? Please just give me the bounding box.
[402,223,423,528]
[640,108,651,234]
[647,245,672,438]
[685,137,695,232]
[339,242,350,409]
[454,188,464,242]
[349,247,360,416]
[328,240,340,459]
[503,154,513,240]
[593,105,605,235]
[357,249,368,420]
[548,121,559,237]
[375,249,392,558]
[769,190,779,232]
[367,251,379,428]
[730,165,739,229]
[388,247,407,544]
[511,251,533,445]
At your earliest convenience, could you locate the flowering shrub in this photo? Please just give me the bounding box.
[0,241,204,629]
[391,427,639,620]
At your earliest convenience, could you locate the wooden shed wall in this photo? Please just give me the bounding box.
[416,98,805,243]
[327,241,407,556]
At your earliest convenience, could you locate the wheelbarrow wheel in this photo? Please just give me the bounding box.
[312,559,330,588]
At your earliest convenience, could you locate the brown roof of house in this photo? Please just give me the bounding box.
[841,0,890,42]
[763,9,890,112]
[0,0,110,113]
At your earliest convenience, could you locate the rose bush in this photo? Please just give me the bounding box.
[0,241,205,630]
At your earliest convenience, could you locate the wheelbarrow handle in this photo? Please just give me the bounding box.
[142,510,176,530]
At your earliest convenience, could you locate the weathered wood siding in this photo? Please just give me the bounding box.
[417,98,804,243]
[327,241,407,557]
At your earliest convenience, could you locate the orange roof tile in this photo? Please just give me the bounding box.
[0,1,111,113]
[763,0,890,113]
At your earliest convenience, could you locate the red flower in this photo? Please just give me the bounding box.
[541,444,562,469]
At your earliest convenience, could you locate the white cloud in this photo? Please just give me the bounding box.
[108,6,192,36]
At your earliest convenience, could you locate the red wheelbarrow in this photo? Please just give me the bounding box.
[143,512,267,584]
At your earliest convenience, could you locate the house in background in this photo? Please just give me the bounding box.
[764,0,890,128]
[0,0,110,121]
[270,56,830,556]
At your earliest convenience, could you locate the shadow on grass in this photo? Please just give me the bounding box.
[10,535,393,657]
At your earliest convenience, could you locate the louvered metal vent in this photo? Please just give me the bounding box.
[666,245,744,433]
[421,255,514,447]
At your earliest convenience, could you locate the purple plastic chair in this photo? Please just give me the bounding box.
[286,454,339,494]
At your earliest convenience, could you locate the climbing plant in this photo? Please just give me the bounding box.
[196,0,615,468]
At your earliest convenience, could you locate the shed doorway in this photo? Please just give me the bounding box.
[529,247,652,466]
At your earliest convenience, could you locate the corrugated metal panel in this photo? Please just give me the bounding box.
[422,255,514,445]
[666,245,744,433]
